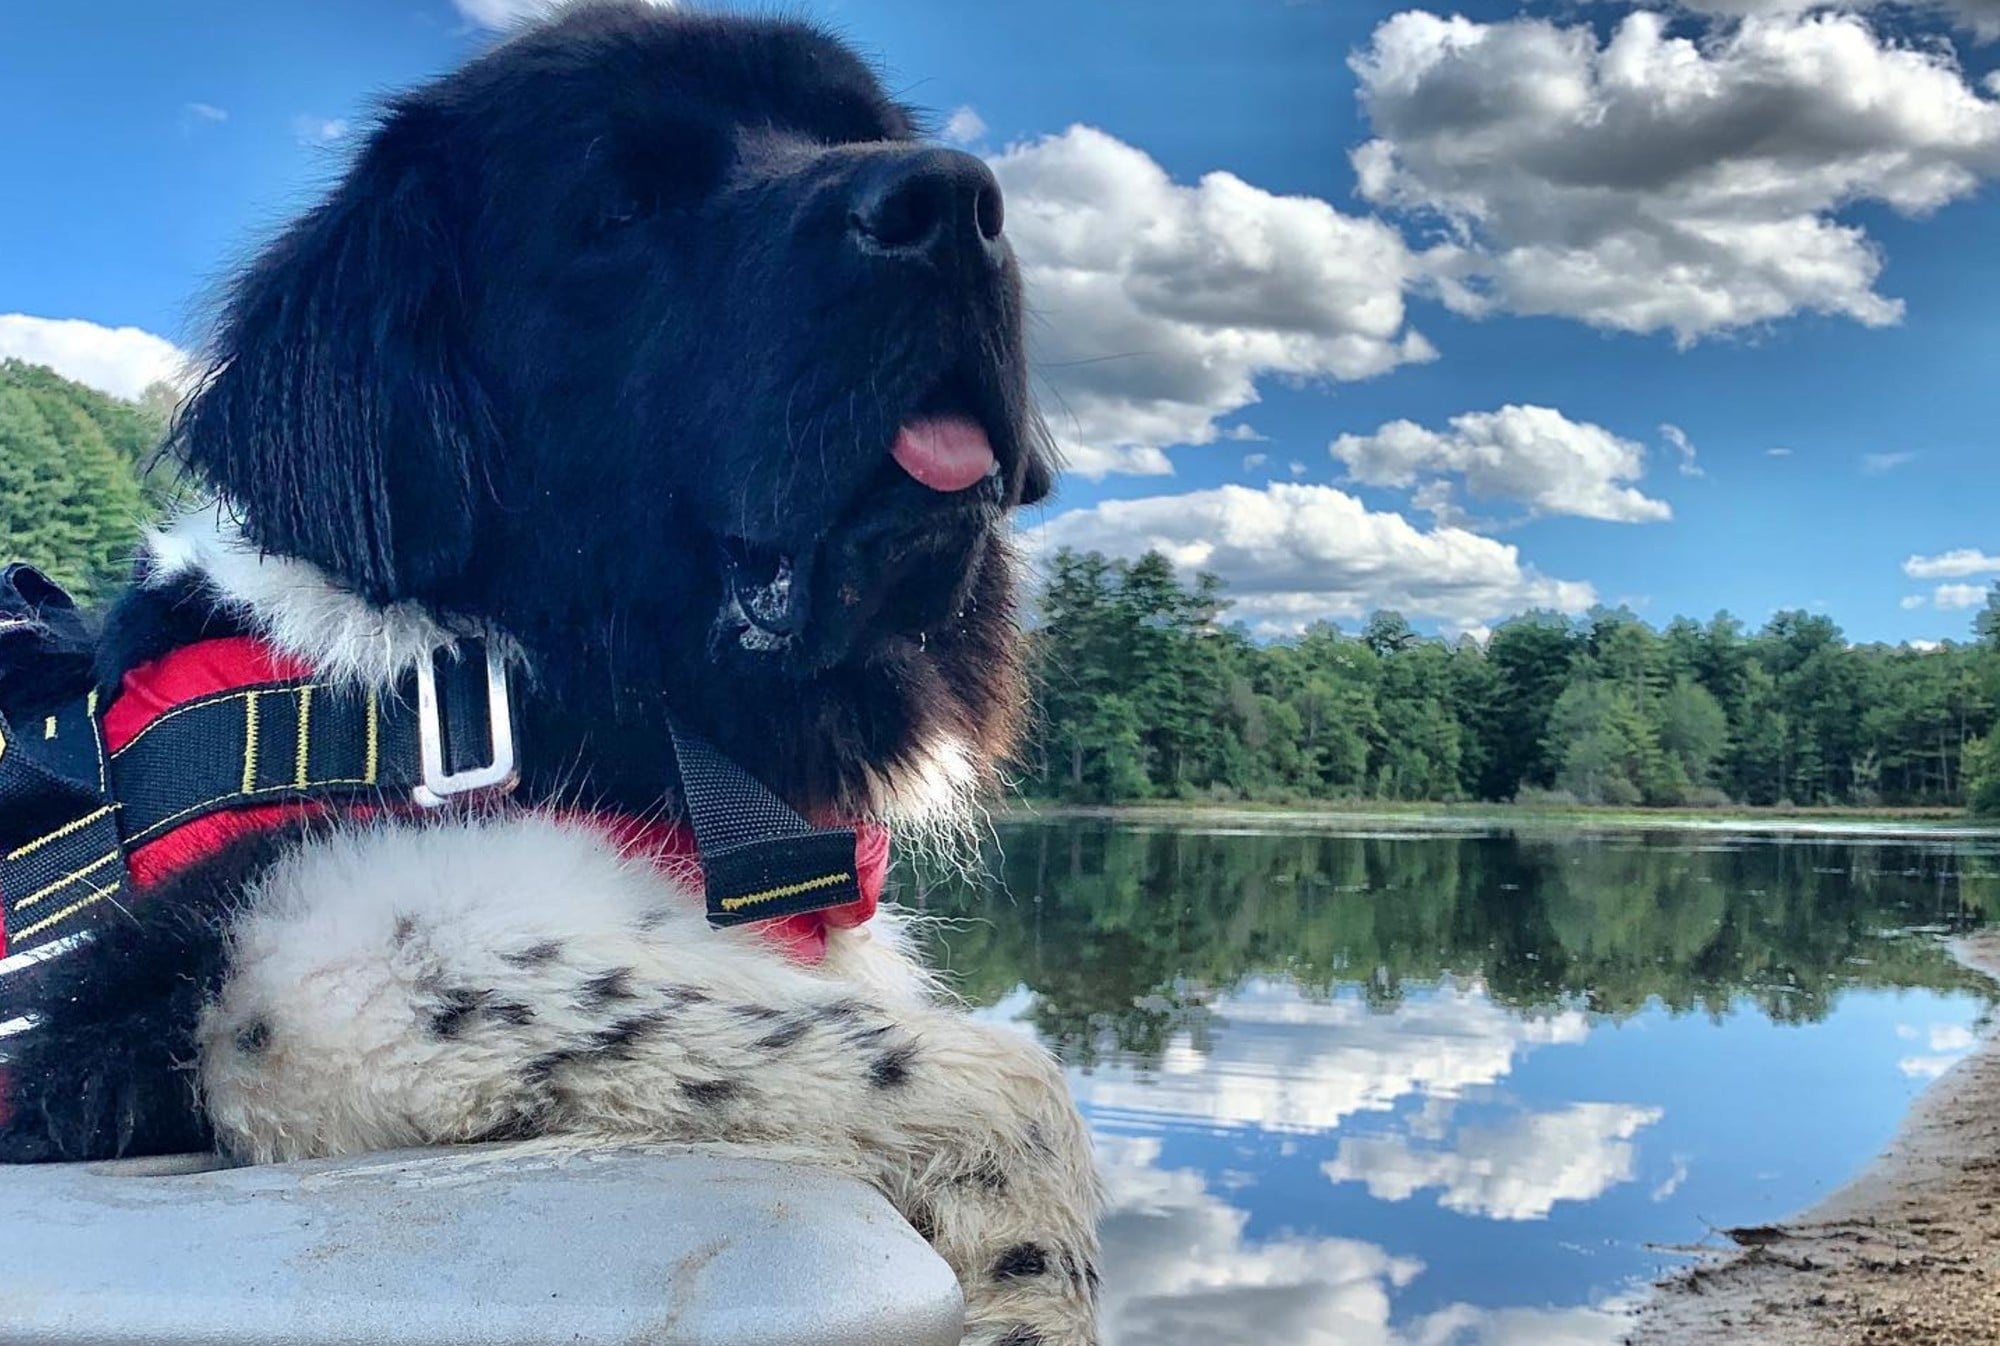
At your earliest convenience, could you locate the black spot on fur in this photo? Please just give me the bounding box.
[659,985,711,1009]
[956,1155,1010,1194]
[520,1051,576,1089]
[428,988,487,1038]
[994,1329,1045,1346]
[589,1011,672,1057]
[1060,1250,1100,1299]
[680,1078,743,1106]
[844,1022,895,1050]
[991,1243,1049,1281]
[503,940,564,968]
[906,1200,938,1244]
[730,1004,783,1022]
[234,1019,272,1055]
[868,1043,918,1089]
[754,1016,813,1050]
[430,988,534,1037]
[392,914,419,946]
[468,1104,558,1143]
[578,968,637,1008]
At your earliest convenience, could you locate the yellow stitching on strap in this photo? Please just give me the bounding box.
[43,716,56,740]
[110,687,253,758]
[241,691,261,795]
[122,776,371,848]
[16,850,121,911]
[6,805,118,862]
[364,693,379,784]
[12,879,120,942]
[87,688,106,792]
[295,686,314,790]
[717,870,853,913]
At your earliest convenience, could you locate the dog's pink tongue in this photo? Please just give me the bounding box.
[891,417,996,493]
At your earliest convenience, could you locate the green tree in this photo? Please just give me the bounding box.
[0,360,167,601]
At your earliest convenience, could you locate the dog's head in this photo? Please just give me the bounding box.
[172,3,1055,816]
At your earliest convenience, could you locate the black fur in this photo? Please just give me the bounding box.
[165,1,1053,818]
[992,1243,1051,1281]
[3,3,1050,1164]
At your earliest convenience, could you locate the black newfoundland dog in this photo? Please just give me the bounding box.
[0,5,1098,1344]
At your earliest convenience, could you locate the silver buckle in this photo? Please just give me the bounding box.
[412,643,520,809]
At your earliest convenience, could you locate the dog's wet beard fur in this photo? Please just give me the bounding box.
[165,2,1055,823]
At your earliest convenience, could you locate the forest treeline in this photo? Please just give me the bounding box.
[1020,548,2000,814]
[9,359,1998,814]
[0,359,176,602]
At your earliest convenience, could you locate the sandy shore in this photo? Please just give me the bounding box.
[1628,931,2000,1346]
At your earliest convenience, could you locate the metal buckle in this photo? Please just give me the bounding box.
[412,642,520,809]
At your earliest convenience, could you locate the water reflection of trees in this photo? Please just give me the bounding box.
[909,825,1991,1065]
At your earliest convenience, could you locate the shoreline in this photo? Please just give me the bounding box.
[1000,800,2000,840]
[1627,930,2000,1346]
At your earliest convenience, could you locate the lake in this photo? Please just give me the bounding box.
[910,820,2000,1346]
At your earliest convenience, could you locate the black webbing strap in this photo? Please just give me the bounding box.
[0,696,126,955]
[668,723,864,929]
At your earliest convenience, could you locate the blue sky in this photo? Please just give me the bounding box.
[4,0,1998,643]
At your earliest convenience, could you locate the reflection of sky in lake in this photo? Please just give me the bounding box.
[979,959,1987,1345]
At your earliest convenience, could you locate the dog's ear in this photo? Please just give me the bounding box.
[174,103,491,603]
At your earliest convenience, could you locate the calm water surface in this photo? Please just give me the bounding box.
[914,822,2000,1346]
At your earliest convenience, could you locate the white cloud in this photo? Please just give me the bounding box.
[1650,1156,1692,1202]
[293,116,351,146]
[1095,1132,1629,1346]
[1027,484,1599,634]
[991,126,1434,478]
[1900,1053,1962,1078]
[0,314,189,401]
[1243,452,1269,472]
[1064,978,1590,1133]
[184,102,228,124]
[1767,447,1795,457]
[943,106,988,145]
[1098,1134,1424,1346]
[1863,451,1918,474]
[1905,547,2000,579]
[1677,0,2000,43]
[454,0,674,27]
[1935,582,1987,609]
[1331,405,1672,524]
[1323,1102,1663,1221]
[1351,10,2000,343]
[1661,423,1703,478]
[1909,637,1946,651]
[1930,1023,1978,1051]
[1901,594,1929,610]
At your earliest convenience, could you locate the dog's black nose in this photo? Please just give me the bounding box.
[849,149,1004,266]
